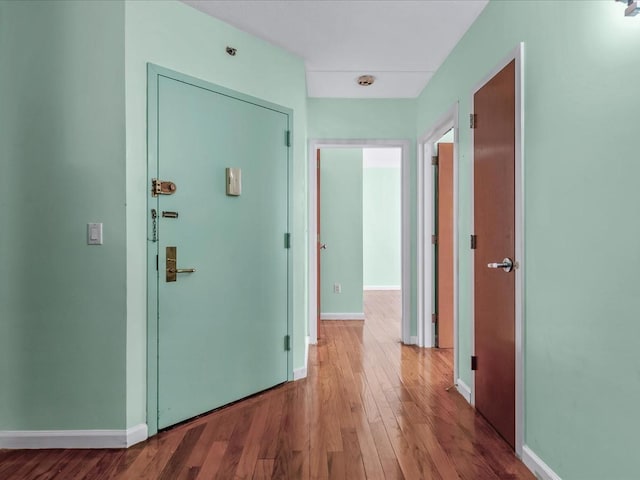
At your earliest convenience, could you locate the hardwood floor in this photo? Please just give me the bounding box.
[0,290,534,479]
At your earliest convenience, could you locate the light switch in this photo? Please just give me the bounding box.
[87,223,103,245]
[226,167,241,196]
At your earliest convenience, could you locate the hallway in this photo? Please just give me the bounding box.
[0,291,533,479]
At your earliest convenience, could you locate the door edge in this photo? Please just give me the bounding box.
[417,102,460,355]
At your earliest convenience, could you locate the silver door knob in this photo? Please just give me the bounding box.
[319,243,327,250]
[487,257,514,273]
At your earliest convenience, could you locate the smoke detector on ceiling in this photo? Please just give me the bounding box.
[357,75,375,86]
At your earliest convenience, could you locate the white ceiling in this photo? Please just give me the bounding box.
[182,0,489,98]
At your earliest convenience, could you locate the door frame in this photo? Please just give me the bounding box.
[417,103,459,360]
[146,64,293,436]
[307,139,411,345]
[470,43,525,456]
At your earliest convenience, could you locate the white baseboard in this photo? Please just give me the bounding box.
[320,313,365,320]
[0,423,148,449]
[293,366,307,380]
[522,445,562,480]
[293,336,309,381]
[363,286,401,291]
[125,424,148,447]
[456,379,472,403]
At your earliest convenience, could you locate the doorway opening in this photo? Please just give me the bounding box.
[418,105,459,387]
[308,140,410,346]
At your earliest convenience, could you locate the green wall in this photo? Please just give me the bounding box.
[320,149,363,315]
[0,0,127,429]
[416,1,640,478]
[125,0,309,427]
[307,99,417,333]
[363,163,401,288]
[308,99,417,140]
[0,0,308,434]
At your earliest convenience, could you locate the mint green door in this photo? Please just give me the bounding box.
[151,69,290,429]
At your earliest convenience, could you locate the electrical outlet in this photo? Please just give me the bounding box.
[333,283,342,294]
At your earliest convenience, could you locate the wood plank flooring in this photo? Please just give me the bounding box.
[0,290,534,479]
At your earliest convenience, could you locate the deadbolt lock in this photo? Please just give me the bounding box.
[152,178,177,197]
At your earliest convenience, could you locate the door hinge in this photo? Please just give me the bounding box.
[432,313,437,324]
[432,234,437,246]
[285,130,291,147]
[284,233,291,249]
[284,334,291,351]
[471,355,478,371]
[431,155,439,166]
[470,113,477,129]
[156,255,158,271]
[470,234,477,250]
[152,178,177,197]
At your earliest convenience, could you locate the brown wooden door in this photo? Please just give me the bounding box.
[316,149,321,340]
[473,60,516,448]
[436,142,454,348]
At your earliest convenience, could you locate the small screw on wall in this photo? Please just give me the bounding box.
[226,46,237,56]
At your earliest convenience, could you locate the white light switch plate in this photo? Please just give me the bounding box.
[87,223,103,245]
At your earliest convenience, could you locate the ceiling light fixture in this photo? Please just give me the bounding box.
[626,1,640,16]
[357,75,375,86]
[616,0,639,16]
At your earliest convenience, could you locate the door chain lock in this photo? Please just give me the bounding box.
[151,209,157,243]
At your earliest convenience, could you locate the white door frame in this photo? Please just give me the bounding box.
[470,43,525,456]
[417,104,459,370]
[307,139,411,345]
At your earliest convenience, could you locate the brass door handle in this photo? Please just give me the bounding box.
[166,246,196,282]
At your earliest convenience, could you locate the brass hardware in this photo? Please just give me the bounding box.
[166,246,196,282]
[152,178,177,197]
[162,211,179,218]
